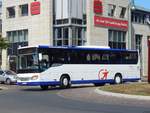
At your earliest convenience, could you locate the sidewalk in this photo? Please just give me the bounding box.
[141,76,148,82]
[95,87,150,101]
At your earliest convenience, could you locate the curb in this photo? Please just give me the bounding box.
[0,87,8,90]
[95,88,150,101]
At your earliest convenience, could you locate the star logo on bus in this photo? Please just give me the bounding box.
[98,69,109,80]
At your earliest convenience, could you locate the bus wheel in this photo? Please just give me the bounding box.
[40,85,49,90]
[114,74,122,84]
[60,75,71,89]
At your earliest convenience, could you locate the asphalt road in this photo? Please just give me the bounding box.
[0,85,150,113]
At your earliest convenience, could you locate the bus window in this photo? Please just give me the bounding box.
[19,54,38,70]
[101,53,110,64]
[91,53,101,64]
[122,52,138,64]
[110,52,122,64]
[86,54,91,63]
[51,49,68,64]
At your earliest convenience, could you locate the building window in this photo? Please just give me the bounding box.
[83,14,87,25]
[72,27,82,46]
[54,28,69,46]
[71,18,82,25]
[108,4,116,17]
[132,12,148,24]
[55,19,69,25]
[7,7,15,18]
[54,27,85,46]
[7,30,28,43]
[19,4,28,16]
[135,34,142,52]
[109,30,126,49]
[120,7,126,18]
[7,30,28,55]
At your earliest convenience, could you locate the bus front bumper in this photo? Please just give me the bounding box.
[17,81,60,86]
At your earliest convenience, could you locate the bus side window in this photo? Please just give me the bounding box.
[122,52,138,64]
[101,53,110,64]
[91,53,101,64]
[86,54,91,63]
[110,52,121,64]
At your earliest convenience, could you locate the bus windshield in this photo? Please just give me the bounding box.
[19,54,39,70]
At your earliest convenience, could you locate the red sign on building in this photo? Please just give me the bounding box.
[31,2,40,15]
[94,0,103,14]
[94,16,128,30]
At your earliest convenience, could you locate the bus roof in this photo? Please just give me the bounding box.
[18,45,137,52]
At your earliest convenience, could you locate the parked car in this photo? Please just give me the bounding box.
[0,70,17,85]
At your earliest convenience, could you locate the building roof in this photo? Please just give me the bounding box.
[134,5,150,13]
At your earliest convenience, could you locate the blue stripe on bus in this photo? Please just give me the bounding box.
[38,45,137,52]
[71,79,114,84]
[17,78,140,86]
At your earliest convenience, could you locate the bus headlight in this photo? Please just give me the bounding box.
[31,75,39,80]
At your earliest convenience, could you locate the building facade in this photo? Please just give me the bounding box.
[2,0,87,71]
[2,0,53,70]
[86,0,130,49]
[131,6,150,76]
[1,0,150,77]
[53,0,87,46]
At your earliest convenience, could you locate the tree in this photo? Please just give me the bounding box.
[0,38,9,50]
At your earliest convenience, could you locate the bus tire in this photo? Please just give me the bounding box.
[114,74,122,84]
[40,85,49,90]
[60,75,71,89]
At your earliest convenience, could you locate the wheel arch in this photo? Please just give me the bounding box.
[114,72,123,84]
[60,74,71,81]
[115,73,123,79]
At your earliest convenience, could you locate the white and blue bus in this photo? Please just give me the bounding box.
[17,45,141,90]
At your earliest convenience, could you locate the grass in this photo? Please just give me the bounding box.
[99,83,150,96]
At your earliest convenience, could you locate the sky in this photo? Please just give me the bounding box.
[134,0,150,9]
